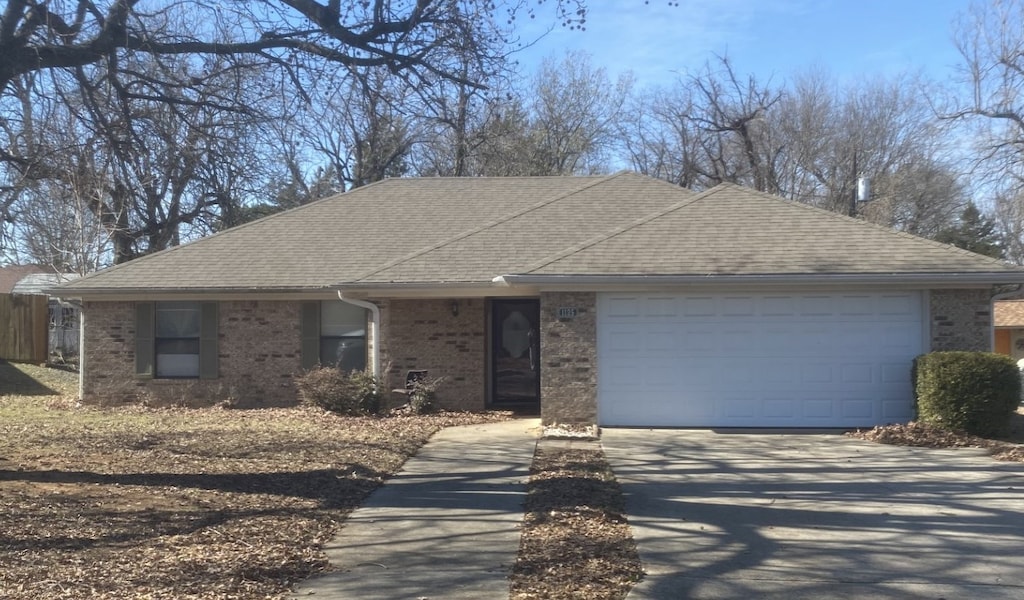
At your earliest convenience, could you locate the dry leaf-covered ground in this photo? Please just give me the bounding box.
[510,445,642,600]
[848,407,1024,462]
[0,360,507,599]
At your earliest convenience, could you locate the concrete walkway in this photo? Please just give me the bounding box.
[603,429,1024,600]
[293,419,539,599]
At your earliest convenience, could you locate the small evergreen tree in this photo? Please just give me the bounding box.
[934,202,1004,259]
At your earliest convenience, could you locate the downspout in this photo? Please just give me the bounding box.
[337,292,381,380]
[991,284,1023,302]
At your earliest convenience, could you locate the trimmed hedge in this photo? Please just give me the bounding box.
[913,351,1020,437]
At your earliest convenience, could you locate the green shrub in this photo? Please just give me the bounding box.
[295,367,381,415]
[913,351,1020,437]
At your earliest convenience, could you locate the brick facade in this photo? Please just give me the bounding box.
[376,298,486,411]
[538,291,597,425]
[82,297,488,410]
[929,288,993,352]
[79,288,995,418]
[82,300,302,407]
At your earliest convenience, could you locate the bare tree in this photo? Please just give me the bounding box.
[297,67,417,190]
[0,1,584,94]
[622,60,962,236]
[413,51,628,177]
[618,86,703,187]
[685,56,784,192]
[948,0,1024,260]
[623,56,782,191]
[995,189,1024,263]
[528,51,631,175]
[775,71,967,240]
[1,50,276,264]
[0,0,588,261]
[948,0,1024,183]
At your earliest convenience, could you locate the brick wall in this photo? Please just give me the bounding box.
[377,298,486,411]
[539,291,597,425]
[82,300,302,407]
[929,288,993,352]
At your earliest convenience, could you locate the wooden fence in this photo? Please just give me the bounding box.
[0,294,48,363]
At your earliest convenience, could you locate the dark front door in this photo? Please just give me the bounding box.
[491,299,540,408]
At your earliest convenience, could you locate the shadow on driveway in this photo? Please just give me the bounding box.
[602,429,1024,599]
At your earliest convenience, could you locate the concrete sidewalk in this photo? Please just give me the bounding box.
[293,419,539,599]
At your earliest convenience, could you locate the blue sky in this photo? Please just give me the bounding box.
[512,0,972,87]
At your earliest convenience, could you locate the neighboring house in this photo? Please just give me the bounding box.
[53,172,1024,428]
[12,273,82,358]
[994,300,1024,362]
[0,264,47,294]
[1,266,60,363]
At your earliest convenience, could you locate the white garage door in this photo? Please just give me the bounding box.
[597,291,924,428]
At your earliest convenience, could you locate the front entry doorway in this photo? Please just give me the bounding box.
[490,299,540,411]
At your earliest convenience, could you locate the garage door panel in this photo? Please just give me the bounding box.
[680,329,718,352]
[801,363,835,384]
[883,325,920,349]
[759,359,799,384]
[764,397,798,418]
[800,295,835,316]
[640,330,675,353]
[720,329,748,352]
[722,296,756,316]
[883,399,914,419]
[840,398,876,419]
[645,296,678,317]
[840,363,874,384]
[802,398,835,418]
[881,363,908,383]
[762,295,797,316]
[838,294,875,315]
[598,291,923,428]
[603,362,642,390]
[644,359,685,387]
[879,294,917,315]
[605,296,642,318]
[683,297,717,316]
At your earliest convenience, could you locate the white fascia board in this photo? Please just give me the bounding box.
[493,272,1024,291]
[61,281,526,301]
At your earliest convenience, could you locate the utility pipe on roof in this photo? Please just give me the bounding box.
[337,292,381,380]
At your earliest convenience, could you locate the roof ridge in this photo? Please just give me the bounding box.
[348,171,630,283]
[519,182,713,274]
[721,182,1017,270]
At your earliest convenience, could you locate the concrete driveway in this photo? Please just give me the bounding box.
[602,429,1024,600]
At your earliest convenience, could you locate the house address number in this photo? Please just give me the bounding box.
[557,307,578,319]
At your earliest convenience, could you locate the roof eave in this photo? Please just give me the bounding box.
[51,281,520,301]
[493,272,1024,290]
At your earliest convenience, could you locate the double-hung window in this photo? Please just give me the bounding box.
[135,301,218,379]
[301,301,368,372]
[155,302,201,378]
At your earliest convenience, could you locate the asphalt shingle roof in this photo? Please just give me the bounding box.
[0,264,47,294]
[526,183,1022,276]
[59,173,1024,295]
[995,300,1024,327]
